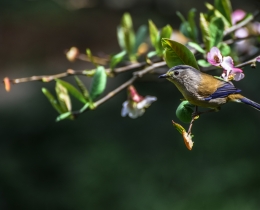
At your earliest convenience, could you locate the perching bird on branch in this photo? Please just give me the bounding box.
[159,65,260,113]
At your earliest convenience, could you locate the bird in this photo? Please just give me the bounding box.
[159,65,260,114]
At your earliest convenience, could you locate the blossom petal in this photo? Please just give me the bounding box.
[232,9,246,25]
[233,72,245,81]
[121,101,129,117]
[207,47,222,66]
[256,56,260,62]
[136,96,157,109]
[128,108,145,119]
[221,56,234,71]
[234,28,249,38]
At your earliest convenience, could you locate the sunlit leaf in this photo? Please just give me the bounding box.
[200,13,211,51]
[147,51,157,58]
[158,24,173,53]
[134,25,148,53]
[56,112,73,122]
[55,79,87,104]
[86,48,96,67]
[188,8,199,42]
[214,0,232,26]
[148,20,159,51]
[42,88,63,114]
[121,13,136,61]
[110,51,126,70]
[117,26,125,50]
[187,42,205,53]
[176,101,195,123]
[209,17,225,48]
[90,66,107,100]
[55,82,72,112]
[162,38,200,70]
[74,76,91,102]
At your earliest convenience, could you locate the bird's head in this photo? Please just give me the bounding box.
[159,65,200,85]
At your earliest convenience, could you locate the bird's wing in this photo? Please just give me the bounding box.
[204,82,242,101]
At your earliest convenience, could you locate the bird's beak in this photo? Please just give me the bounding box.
[158,73,168,79]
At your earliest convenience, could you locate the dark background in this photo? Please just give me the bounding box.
[1,0,260,209]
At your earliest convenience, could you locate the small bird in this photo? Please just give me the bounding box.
[159,65,260,114]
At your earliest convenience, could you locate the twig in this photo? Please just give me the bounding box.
[224,10,260,36]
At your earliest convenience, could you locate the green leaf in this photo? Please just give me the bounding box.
[218,42,231,56]
[198,59,211,67]
[86,48,96,67]
[147,51,157,58]
[90,66,107,100]
[55,82,72,112]
[209,17,225,48]
[74,76,91,102]
[162,38,200,70]
[187,42,205,53]
[158,24,173,55]
[110,51,126,70]
[56,112,73,122]
[148,20,159,51]
[42,88,64,114]
[117,26,125,50]
[176,11,186,23]
[205,3,231,28]
[188,8,199,42]
[200,13,211,51]
[121,13,136,61]
[55,79,87,104]
[214,0,232,26]
[134,25,148,53]
[179,21,191,39]
[176,101,195,123]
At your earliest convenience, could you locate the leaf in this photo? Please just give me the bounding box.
[198,59,211,67]
[42,88,64,114]
[160,25,173,40]
[86,48,96,66]
[209,17,225,47]
[55,79,87,104]
[162,38,200,70]
[187,42,205,53]
[90,66,107,100]
[200,13,211,51]
[74,76,91,102]
[188,8,199,42]
[205,3,231,28]
[179,21,191,39]
[55,82,72,112]
[147,51,157,58]
[176,11,186,23]
[134,25,148,53]
[176,101,194,123]
[56,112,73,122]
[214,0,232,26]
[117,26,125,50]
[218,42,231,56]
[110,51,126,70]
[148,20,159,51]
[121,13,136,61]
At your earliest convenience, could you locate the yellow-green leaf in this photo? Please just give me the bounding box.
[90,66,107,100]
[42,88,64,114]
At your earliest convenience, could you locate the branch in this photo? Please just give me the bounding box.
[224,10,260,36]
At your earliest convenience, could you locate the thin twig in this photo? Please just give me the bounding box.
[224,10,260,36]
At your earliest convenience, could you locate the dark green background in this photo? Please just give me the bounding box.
[1,0,260,209]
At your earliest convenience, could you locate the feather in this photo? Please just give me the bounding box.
[204,82,241,101]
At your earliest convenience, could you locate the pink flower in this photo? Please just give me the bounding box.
[256,56,260,62]
[207,47,223,66]
[121,85,157,119]
[232,9,246,25]
[207,47,244,81]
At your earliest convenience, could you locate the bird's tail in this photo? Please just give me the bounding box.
[240,97,260,111]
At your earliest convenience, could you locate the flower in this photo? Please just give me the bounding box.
[232,9,246,25]
[121,85,157,119]
[206,47,223,66]
[207,47,244,81]
[256,56,260,62]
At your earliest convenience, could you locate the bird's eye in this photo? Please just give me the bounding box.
[174,71,179,76]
